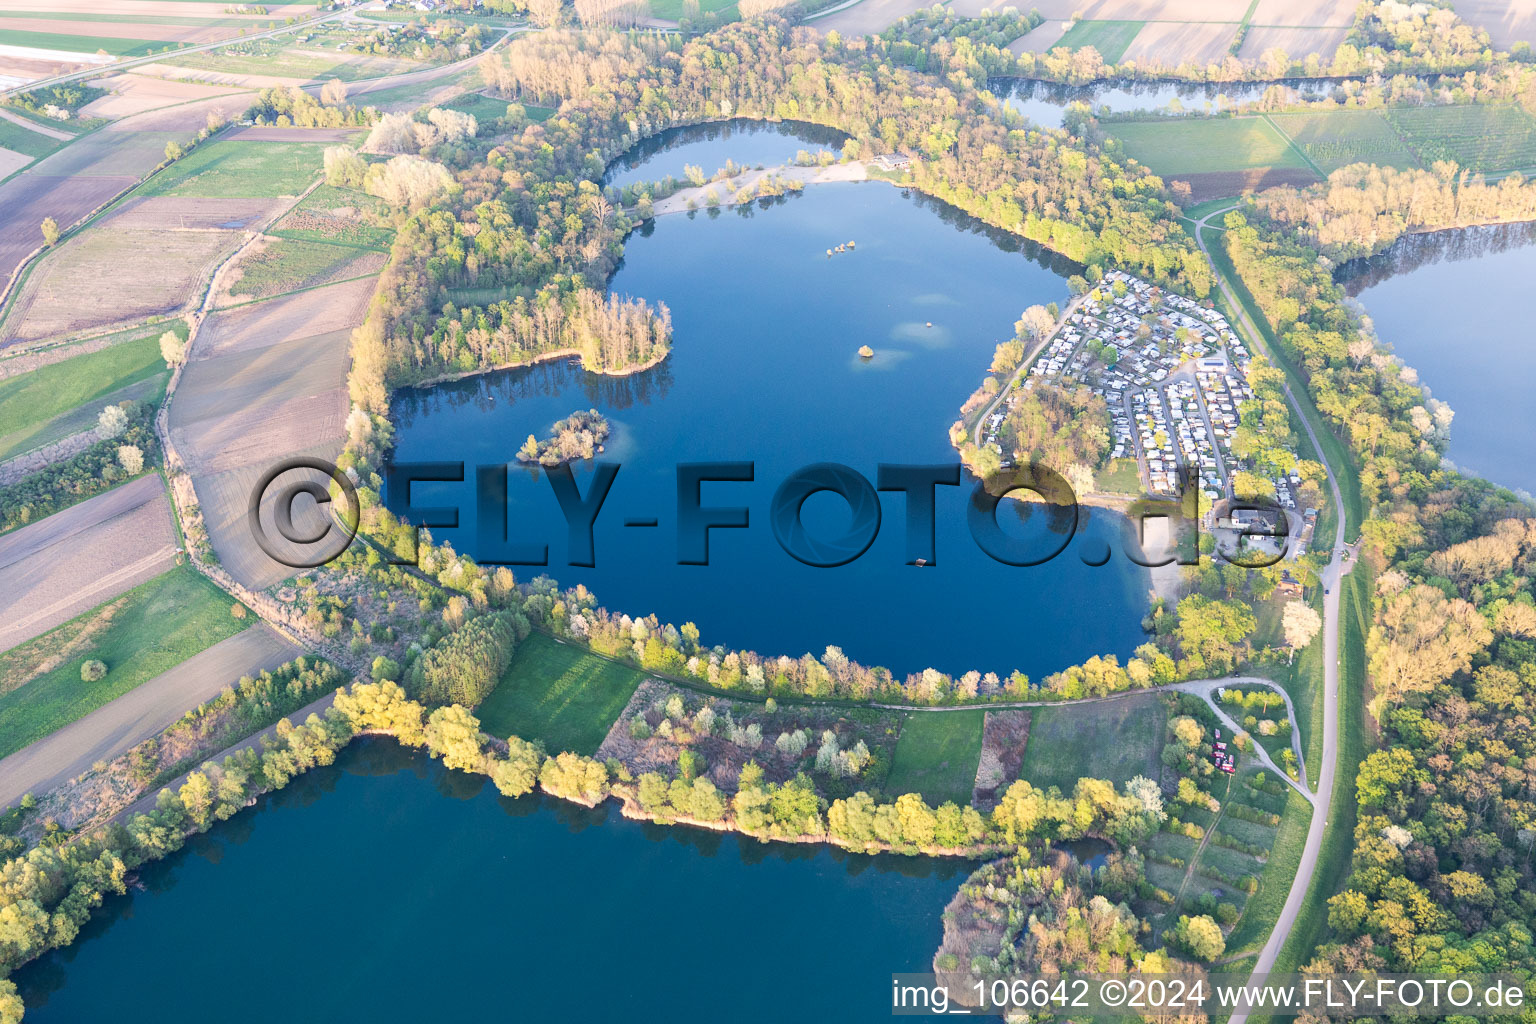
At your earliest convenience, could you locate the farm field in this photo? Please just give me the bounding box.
[1110,116,1310,173]
[0,118,62,161]
[885,710,985,807]
[810,0,929,37]
[165,44,419,84]
[646,0,737,20]
[1053,20,1144,62]
[1018,691,1167,792]
[1386,104,1536,173]
[0,475,177,654]
[0,563,249,760]
[1237,24,1349,63]
[0,623,300,811]
[170,276,363,588]
[0,27,186,57]
[477,632,648,756]
[137,139,329,198]
[218,235,384,305]
[1267,109,1419,173]
[0,195,275,344]
[0,324,177,460]
[269,183,395,249]
[79,73,246,120]
[1109,115,1319,200]
[1121,21,1237,65]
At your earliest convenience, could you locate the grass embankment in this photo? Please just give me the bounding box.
[138,140,330,199]
[1267,563,1371,976]
[0,566,249,759]
[1018,692,1166,791]
[476,632,646,756]
[0,325,179,460]
[885,710,984,806]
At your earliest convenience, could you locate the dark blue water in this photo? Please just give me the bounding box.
[387,181,1151,678]
[14,739,970,1022]
[602,118,849,189]
[1342,223,1536,496]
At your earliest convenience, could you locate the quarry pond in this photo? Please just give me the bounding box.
[388,122,1155,681]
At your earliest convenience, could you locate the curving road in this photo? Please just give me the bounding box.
[1194,206,1356,1013]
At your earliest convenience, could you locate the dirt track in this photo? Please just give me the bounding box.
[0,474,177,654]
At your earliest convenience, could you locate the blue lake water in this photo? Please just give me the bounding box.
[13,739,971,1023]
[387,173,1152,679]
[602,118,850,190]
[1341,223,1536,496]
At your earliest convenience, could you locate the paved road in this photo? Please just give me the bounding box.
[0,624,299,809]
[1195,207,1356,1014]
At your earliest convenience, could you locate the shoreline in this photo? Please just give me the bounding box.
[400,345,671,390]
[648,159,871,217]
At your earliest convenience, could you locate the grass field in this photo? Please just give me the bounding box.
[443,91,513,124]
[0,565,249,760]
[885,710,984,806]
[1268,110,1420,173]
[1018,692,1166,792]
[1095,457,1143,495]
[1270,564,1371,974]
[476,632,646,756]
[139,140,328,199]
[1054,20,1144,63]
[0,326,179,460]
[1386,104,1536,173]
[1110,117,1310,175]
[0,119,62,161]
[269,183,395,250]
[0,28,184,57]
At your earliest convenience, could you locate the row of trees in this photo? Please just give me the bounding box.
[888,0,1507,90]
[0,406,158,533]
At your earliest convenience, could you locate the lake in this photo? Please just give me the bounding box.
[603,119,850,190]
[388,138,1153,680]
[1341,222,1536,496]
[13,739,971,1022]
[993,78,1332,129]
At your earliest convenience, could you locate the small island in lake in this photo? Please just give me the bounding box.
[517,409,611,466]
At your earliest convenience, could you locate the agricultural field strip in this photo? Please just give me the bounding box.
[0,474,177,654]
[0,624,299,808]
